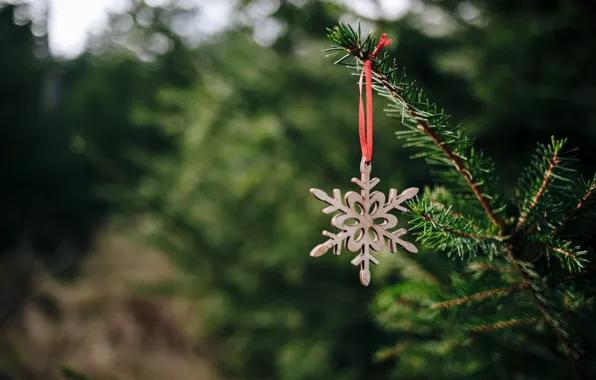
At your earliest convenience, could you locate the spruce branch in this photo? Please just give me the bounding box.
[483,246,582,367]
[325,23,506,231]
[431,265,596,310]
[528,235,588,273]
[516,155,559,230]
[507,140,584,361]
[468,317,540,333]
[469,299,591,334]
[325,24,596,378]
[431,284,524,309]
[516,137,576,231]
[552,247,578,259]
[510,257,580,362]
[409,198,502,260]
[553,174,596,236]
[425,186,480,230]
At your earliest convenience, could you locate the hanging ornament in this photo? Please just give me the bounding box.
[309,34,419,286]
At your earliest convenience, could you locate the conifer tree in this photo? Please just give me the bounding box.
[325,23,596,380]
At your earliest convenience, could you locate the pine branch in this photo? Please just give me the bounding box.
[500,250,584,365]
[468,317,540,333]
[431,265,596,309]
[516,154,560,230]
[515,137,576,232]
[469,299,590,334]
[325,24,596,377]
[409,198,502,260]
[509,138,584,363]
[383,76,505,229]
[553,174,596,236]
[514,258,576,357]
[423,215,496,240]
[325,24,506,231]
[431,284,523,309]
[425,186,480,229]
[552,247,578,259]
[529,235,588,273]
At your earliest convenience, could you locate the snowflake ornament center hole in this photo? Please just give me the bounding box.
[344,217,359,226]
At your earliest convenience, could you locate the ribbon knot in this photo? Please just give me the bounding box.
[359,33,392,163]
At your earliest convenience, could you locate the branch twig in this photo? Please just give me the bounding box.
[502,247,580,365]
[429,200,479,229]
[421,214,499,241]
[374,74,506,231]
[430,265,596,309]
[516,154,560,231]
[334,35,506,230]
[469,317,539,333]
[554,182,596,235]
[470,300,588,334]
[552,247,578,259]
[431,284,523,309]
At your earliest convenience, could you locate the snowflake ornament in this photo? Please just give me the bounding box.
[310,159,419,286]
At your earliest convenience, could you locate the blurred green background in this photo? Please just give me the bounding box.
[1,0,596,379]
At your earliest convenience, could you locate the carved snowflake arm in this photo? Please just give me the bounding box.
[309,188,352,257]
[351,246,380,286]
[310,230,350,257]
[384,187,419,212]
[386,228,418,254]
[310,188,350,214]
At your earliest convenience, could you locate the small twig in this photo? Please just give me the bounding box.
[505,246,581,367]
[516,154,560,231]
[554,182,596,235]
[552,247,578,259]
[470,299,588,334]
[429,200,480,230]
[390,85,504,230]
[339,40,505,230]
[469,317,539,333]
[504,150,577,364]
[430,265,596,309]
[422,214,499,241]
[350,65,507,232]
[431,284,524,309]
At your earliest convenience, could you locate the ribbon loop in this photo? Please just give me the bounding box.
[358,34,392,163]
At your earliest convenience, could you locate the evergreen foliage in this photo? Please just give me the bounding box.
[326,23,596,379]
[5,0,596,378]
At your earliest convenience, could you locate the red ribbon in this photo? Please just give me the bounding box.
[359,34,392,163]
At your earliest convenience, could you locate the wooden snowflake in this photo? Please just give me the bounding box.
[309,160,419,286]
